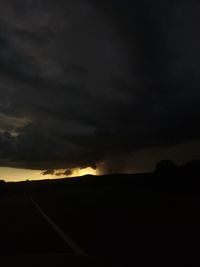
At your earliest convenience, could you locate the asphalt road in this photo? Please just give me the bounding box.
[1,188,200,267]
[0,195,92,267]
[33,188,200,267]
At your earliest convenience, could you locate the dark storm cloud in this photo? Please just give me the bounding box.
[0,0,199,172]
[41,168,72,176]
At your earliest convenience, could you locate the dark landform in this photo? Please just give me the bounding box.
[0,160,200,267]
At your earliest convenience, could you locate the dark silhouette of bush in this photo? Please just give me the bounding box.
[179,160,200,176]
[154,160,178,174]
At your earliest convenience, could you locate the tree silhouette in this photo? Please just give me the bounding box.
[155,160,178,174]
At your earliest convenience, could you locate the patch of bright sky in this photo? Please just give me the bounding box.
[0,167,97,182]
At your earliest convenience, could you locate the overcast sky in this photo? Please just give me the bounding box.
[0,0,200,179]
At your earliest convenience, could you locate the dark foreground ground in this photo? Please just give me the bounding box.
[0,171,200,266]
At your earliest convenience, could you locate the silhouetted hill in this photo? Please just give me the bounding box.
[0,159,200,199]
[154,159,200,177]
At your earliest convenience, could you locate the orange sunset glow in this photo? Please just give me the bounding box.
[0,167,98,182]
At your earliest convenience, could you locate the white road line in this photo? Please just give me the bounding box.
[30,196,87,257]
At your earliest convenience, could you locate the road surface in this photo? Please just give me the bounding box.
[1,187,199,267]
[0,195,91,267]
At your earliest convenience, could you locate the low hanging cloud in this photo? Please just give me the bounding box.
[41,169,73,176]
[0,0,199,173]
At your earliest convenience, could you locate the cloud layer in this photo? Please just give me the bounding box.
[0,0,199,173]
